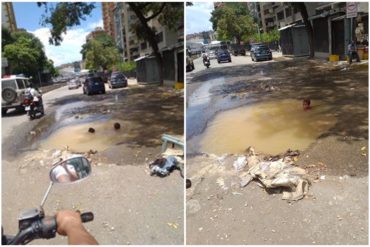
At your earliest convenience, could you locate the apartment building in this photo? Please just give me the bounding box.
[2,2,17,32]
[102,2,116,39]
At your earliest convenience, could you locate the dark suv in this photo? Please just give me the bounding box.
[108,72,127,89]
[216,49,232,63]
[250,44,272,62]
[83,76,105,95]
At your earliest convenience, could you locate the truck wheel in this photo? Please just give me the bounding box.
[2,88,17,103]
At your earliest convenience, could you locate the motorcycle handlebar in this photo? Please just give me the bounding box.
[81,212,94,223]
[6,211,94,245]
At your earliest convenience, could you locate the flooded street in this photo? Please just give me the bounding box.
[2,84,184,244]
[186,57,368,245]
[197,99,337,155]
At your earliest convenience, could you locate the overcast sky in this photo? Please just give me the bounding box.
[186,2,214,35]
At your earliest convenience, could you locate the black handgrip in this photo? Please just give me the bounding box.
[81,212,94,223]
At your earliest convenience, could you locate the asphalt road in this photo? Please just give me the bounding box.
[2,80,184,245]
[186,56,368,244]
[187,51,283,77]
[2,85,82,141]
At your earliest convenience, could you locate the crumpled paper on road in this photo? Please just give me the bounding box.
[242,156,309,201]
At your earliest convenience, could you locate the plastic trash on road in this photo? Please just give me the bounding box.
[241,149,309,201]
[149,156,183,177]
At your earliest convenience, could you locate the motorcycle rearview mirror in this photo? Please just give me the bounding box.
[49,156,91,184]
[40,156,91,209]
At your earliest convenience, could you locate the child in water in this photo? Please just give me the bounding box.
[303,99,311,111]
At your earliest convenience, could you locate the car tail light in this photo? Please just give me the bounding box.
[24,98,30,104]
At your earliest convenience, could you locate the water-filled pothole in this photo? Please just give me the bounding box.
[197,99,337,155]
[40,119,132,152]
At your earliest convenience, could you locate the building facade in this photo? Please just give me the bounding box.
[102,2,116,39]
[2,2,17,32]
[257,2,368,58]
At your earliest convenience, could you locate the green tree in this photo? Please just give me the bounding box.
[38,2,95,45]
[250,28,280,43]
[128,2,183,85]
[1,27,14,50]
[85,39,120,70]
[3,31,47,78]
[210,3,255,44]
[116,61,136,73]
[81,33,116,60]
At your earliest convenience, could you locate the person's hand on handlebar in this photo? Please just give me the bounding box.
[56,210,98,245]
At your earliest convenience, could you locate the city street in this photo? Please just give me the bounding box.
[186,57,368,244]
[2,82,184,244]
[187,52,283,75]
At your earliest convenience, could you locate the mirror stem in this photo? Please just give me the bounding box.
[40,182,54,209]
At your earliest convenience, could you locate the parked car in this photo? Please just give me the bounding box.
[186,55,195,72]
[83,76,105,95]
[67,79,80,90]
[216,49,232,63]
[231,44,246,56]
[250,44,272,62]
[207,48,219,60]
[96,72,109,83]
[108,72,127,89]
[2,75,32,115]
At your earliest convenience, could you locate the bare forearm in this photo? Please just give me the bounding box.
[66,227,98,245]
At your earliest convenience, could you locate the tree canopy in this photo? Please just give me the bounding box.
[38,2,95,45]
[210,3,255,44]
[3,31,50,77]
[84,36,120,71]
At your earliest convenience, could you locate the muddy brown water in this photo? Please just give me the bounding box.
[40,119,132,152]
[197,99,337,155]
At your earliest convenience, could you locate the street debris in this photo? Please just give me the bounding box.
[186,179,192,189]
[233,156,247,171]
[149,155,183,177]
[88,127,95,133]
[167,222,179,229]
[239,147,310,201]
[113,122,121,130]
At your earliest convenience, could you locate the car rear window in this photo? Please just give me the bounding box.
[112,73,125,78]
[87,77,103,83]
[2,79,17,90]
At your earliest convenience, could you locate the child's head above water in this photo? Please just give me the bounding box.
[303,98,311,111]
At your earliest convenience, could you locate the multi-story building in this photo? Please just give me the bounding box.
[112,3,141,62]
[102,2,116,39]
[2,2,17,32]
[257,2,368,59]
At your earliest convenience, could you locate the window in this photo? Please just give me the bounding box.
[277,11,284,20]
[155,32,164,43]
[285,8,291,17]
[2,79,17,90]
[293,6,299,14]
[16,79,26,89]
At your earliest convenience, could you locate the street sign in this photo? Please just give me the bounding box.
[346,2,358,18]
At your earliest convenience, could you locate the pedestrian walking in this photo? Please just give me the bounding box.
[348,41,361,64]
